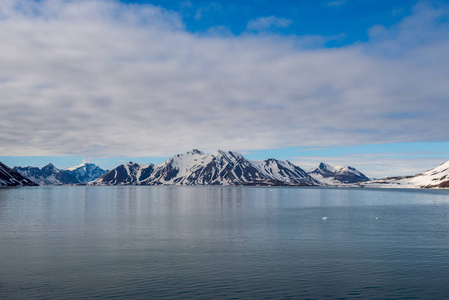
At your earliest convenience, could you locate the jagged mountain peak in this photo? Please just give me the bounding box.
[43,163,56,169]
[213,150,245,162]
[318,162,336,172]
[186,149,205,155]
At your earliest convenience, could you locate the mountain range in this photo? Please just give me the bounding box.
[93,149,319,186]
[1,149,448,189]
[13,163,108,186]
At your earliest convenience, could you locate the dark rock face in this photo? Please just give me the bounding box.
[93,150,318,186]
[439,180,449,188]
[0,162,38,186]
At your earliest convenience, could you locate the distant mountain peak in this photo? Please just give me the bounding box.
[310,162,369,185]
[317,162,336,173]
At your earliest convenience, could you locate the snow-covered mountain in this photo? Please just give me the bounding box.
[360,160,449,189]
[309,162,370,185]
[0,162,38,187]
[65,163,108,183]
[7,153,449,189]
[93,149,318,186]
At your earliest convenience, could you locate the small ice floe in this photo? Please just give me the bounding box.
[376,217,378,220]
[322,216,328,220]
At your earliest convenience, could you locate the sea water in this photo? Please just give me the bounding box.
[1,186,449,299]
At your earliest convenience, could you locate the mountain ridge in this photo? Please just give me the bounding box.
[93,150,318,186]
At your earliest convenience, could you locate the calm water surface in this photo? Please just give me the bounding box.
[1,186,449,299]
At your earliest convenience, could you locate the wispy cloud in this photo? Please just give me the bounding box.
[247,16,293,32]
[0,0,448,160]
[328,0,347,7]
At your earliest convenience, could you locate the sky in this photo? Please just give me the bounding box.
[0,0,448,178]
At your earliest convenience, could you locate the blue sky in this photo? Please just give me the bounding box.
[0,0,448,177]
[125,0,416,42]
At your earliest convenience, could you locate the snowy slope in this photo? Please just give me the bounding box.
[360,160,449,189]
[309,162,370,185]
[0,162,38,186]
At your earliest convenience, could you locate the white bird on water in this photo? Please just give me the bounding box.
[322,217,327,220]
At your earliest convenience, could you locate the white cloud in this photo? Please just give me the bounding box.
[247,16,293,32]
[0,0,448,160]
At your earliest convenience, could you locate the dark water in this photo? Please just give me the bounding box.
[1,186,449,299]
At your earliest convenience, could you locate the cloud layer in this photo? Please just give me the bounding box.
[1,0,448,157]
